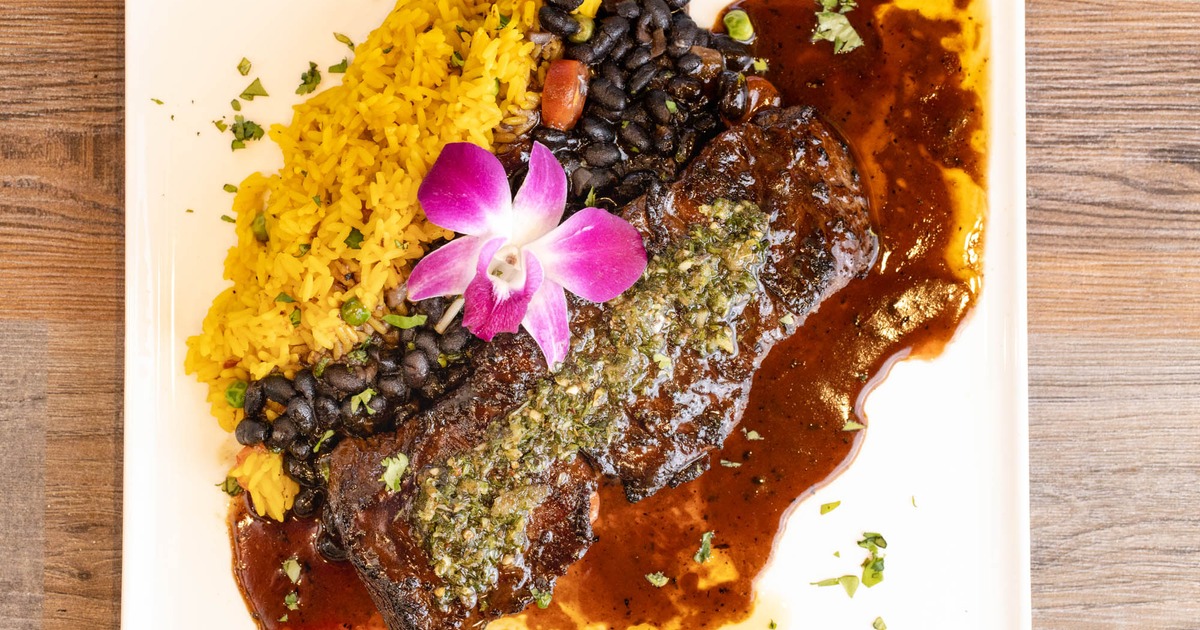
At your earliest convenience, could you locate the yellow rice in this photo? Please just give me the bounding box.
[185,0,543,438]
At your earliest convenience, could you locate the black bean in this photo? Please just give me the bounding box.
[322,363,369,394]
[652,124,676,154]
[293,369,316,400]
[675,52,702,75]
[316,531,349,562]
[266,417,299,450]
[579,116,616,143]
[623,45,653,71]
[377,373,410,401]
[546,0,584,10]
[288,439,313,460]
[403,352,431,388]
[583,142,621,168]
[568,17,625,64]
[642,0,670,30]
[599,15,632,39]
[725,52,754,73]
[438,328,470,354]
[419,378,449,400]
[590,78,628,111]
[571,166,595,197]
[376,348,402,374]
[384,283,407,310]
[292,487,323,518]
[366,394,388,417]
[235,418,270,446]
[693,111,719,133]
[666,75,703,102]
[260,374,296,404]
[586,102,625,122]
[624,121,652,153]
[709,33,745,54]
[242,381,266,417]
[622,105,651,126]
[532,127,570,151]
[717,71,749,122]
[692,29,711,48]
[615,0,640,19]
[539,5,580,38]
[670,12,698,32]
[599,62,626,89]
[621,169,659,190]
[399,327,417,344]
[627,64,658,95]
[608,38,634,65]
[284,457,320,488]
[589,167,617,191]
[645,90,674,124]
[675,128,698,163]
[417,297,447,323]
[314,396,340,430]
[665,0,689,9]
[414,331,441,363]
[287,397,317,435]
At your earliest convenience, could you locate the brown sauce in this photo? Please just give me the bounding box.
[230,0,987,626]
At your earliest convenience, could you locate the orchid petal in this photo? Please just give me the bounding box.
[417,142,513,236]
[511,142,567,243]
[406,236,484,301]
[521,280,570,368]
[463,239,545,341]
[529,207,648,303]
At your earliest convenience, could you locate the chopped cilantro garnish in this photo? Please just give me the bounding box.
[150,98,163,105]
[312,195,322,206]
[753,57,770,72]
[312,356,330,378]
[284,591,299,611]
[382,313,428,329]
[912,495,917,507]
[225,381,247,407]
[275,293,295,303]
[237,57,252,76]
[334,32,355,49]
[499,13,511,28]
[812,0,863,54]
[652,352,672,370]
[743,427,764,441]
[584,187,597,206]
[230,98,242,112]
[185,209,194,213]
[873,617,887,630]
[296,62,321,95]
[278,615,288,623]
[289,308,301,327]
[329,58,349,74]
[240,78,269,100]
[220,214,236,223]
[530,586,552,609]
[768,622,777,630]
[811,575,859,598]
[313,429,335,453]
[379,453,409,492]
[344,227,365,249]
[719,459,742,468]
[820,500,841,514]
[665,99,678,114]
[843,420,865,432]
[693,531,714,564]
[231,115,265,150]
[858,532,887,587]
[645,572,669,588]
[251,212,268,242]
[451,52,465,67]
[217,475,243,496]
[281,557,301,584]
[350,388,377,415]
[213,119,228,132]
[296,243,311,257]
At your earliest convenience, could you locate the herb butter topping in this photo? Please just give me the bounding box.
[410,199,771,608]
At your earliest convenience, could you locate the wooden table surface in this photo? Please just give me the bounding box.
[0,1,1196,628]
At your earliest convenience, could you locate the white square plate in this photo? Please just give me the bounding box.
[123,1,1028,627]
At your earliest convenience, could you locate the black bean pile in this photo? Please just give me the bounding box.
[233,296,475,527]
[535,0,765,208]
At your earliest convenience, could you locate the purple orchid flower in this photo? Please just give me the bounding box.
[406,142,647,367]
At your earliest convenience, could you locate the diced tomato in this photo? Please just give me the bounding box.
[541,59,589,131]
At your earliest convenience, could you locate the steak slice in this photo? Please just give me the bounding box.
[325,106,877,630]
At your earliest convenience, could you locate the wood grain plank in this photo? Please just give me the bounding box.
[1028,0,1200,628]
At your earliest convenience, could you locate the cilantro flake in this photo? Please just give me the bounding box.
[282,557,301,584]
[289,308,301,327]
[530,586,552,609]
[719,459,742,468]
[296,243,311,257]
[275,293,295,303]
[284,591,299,611]
[743,428,764,441]
[843,420,865,432]
[213,119,228,132]
[296,61,321,95]
[693,531,714,564]
[313,429,336,453]
[329,58,349,74]
[237,57,252,76]
[812,1,864,54]
[220,214,236,223]
[223,184,238,193]
[344,227,365,249]
[231,98,242,111]
[225,381,247,407]
[382,313,428,329]
[820,500,841,515]
[873,617,887,630]
[351,388,377,415]
[379,453,409,492]
[150,98,163,105]
[645,572,669,588]
[240,78,269,100]
[768,622,777,630]
[334,32,355,49]
[217,475,243,496]
[231,115,265,151]
[652,352,672,370]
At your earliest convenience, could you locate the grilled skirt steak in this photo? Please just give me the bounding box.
[325,106,877,629]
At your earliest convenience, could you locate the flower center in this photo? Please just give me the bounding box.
[487,243,526,291]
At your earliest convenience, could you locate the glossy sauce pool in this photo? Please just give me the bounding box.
[231,0,988,626]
